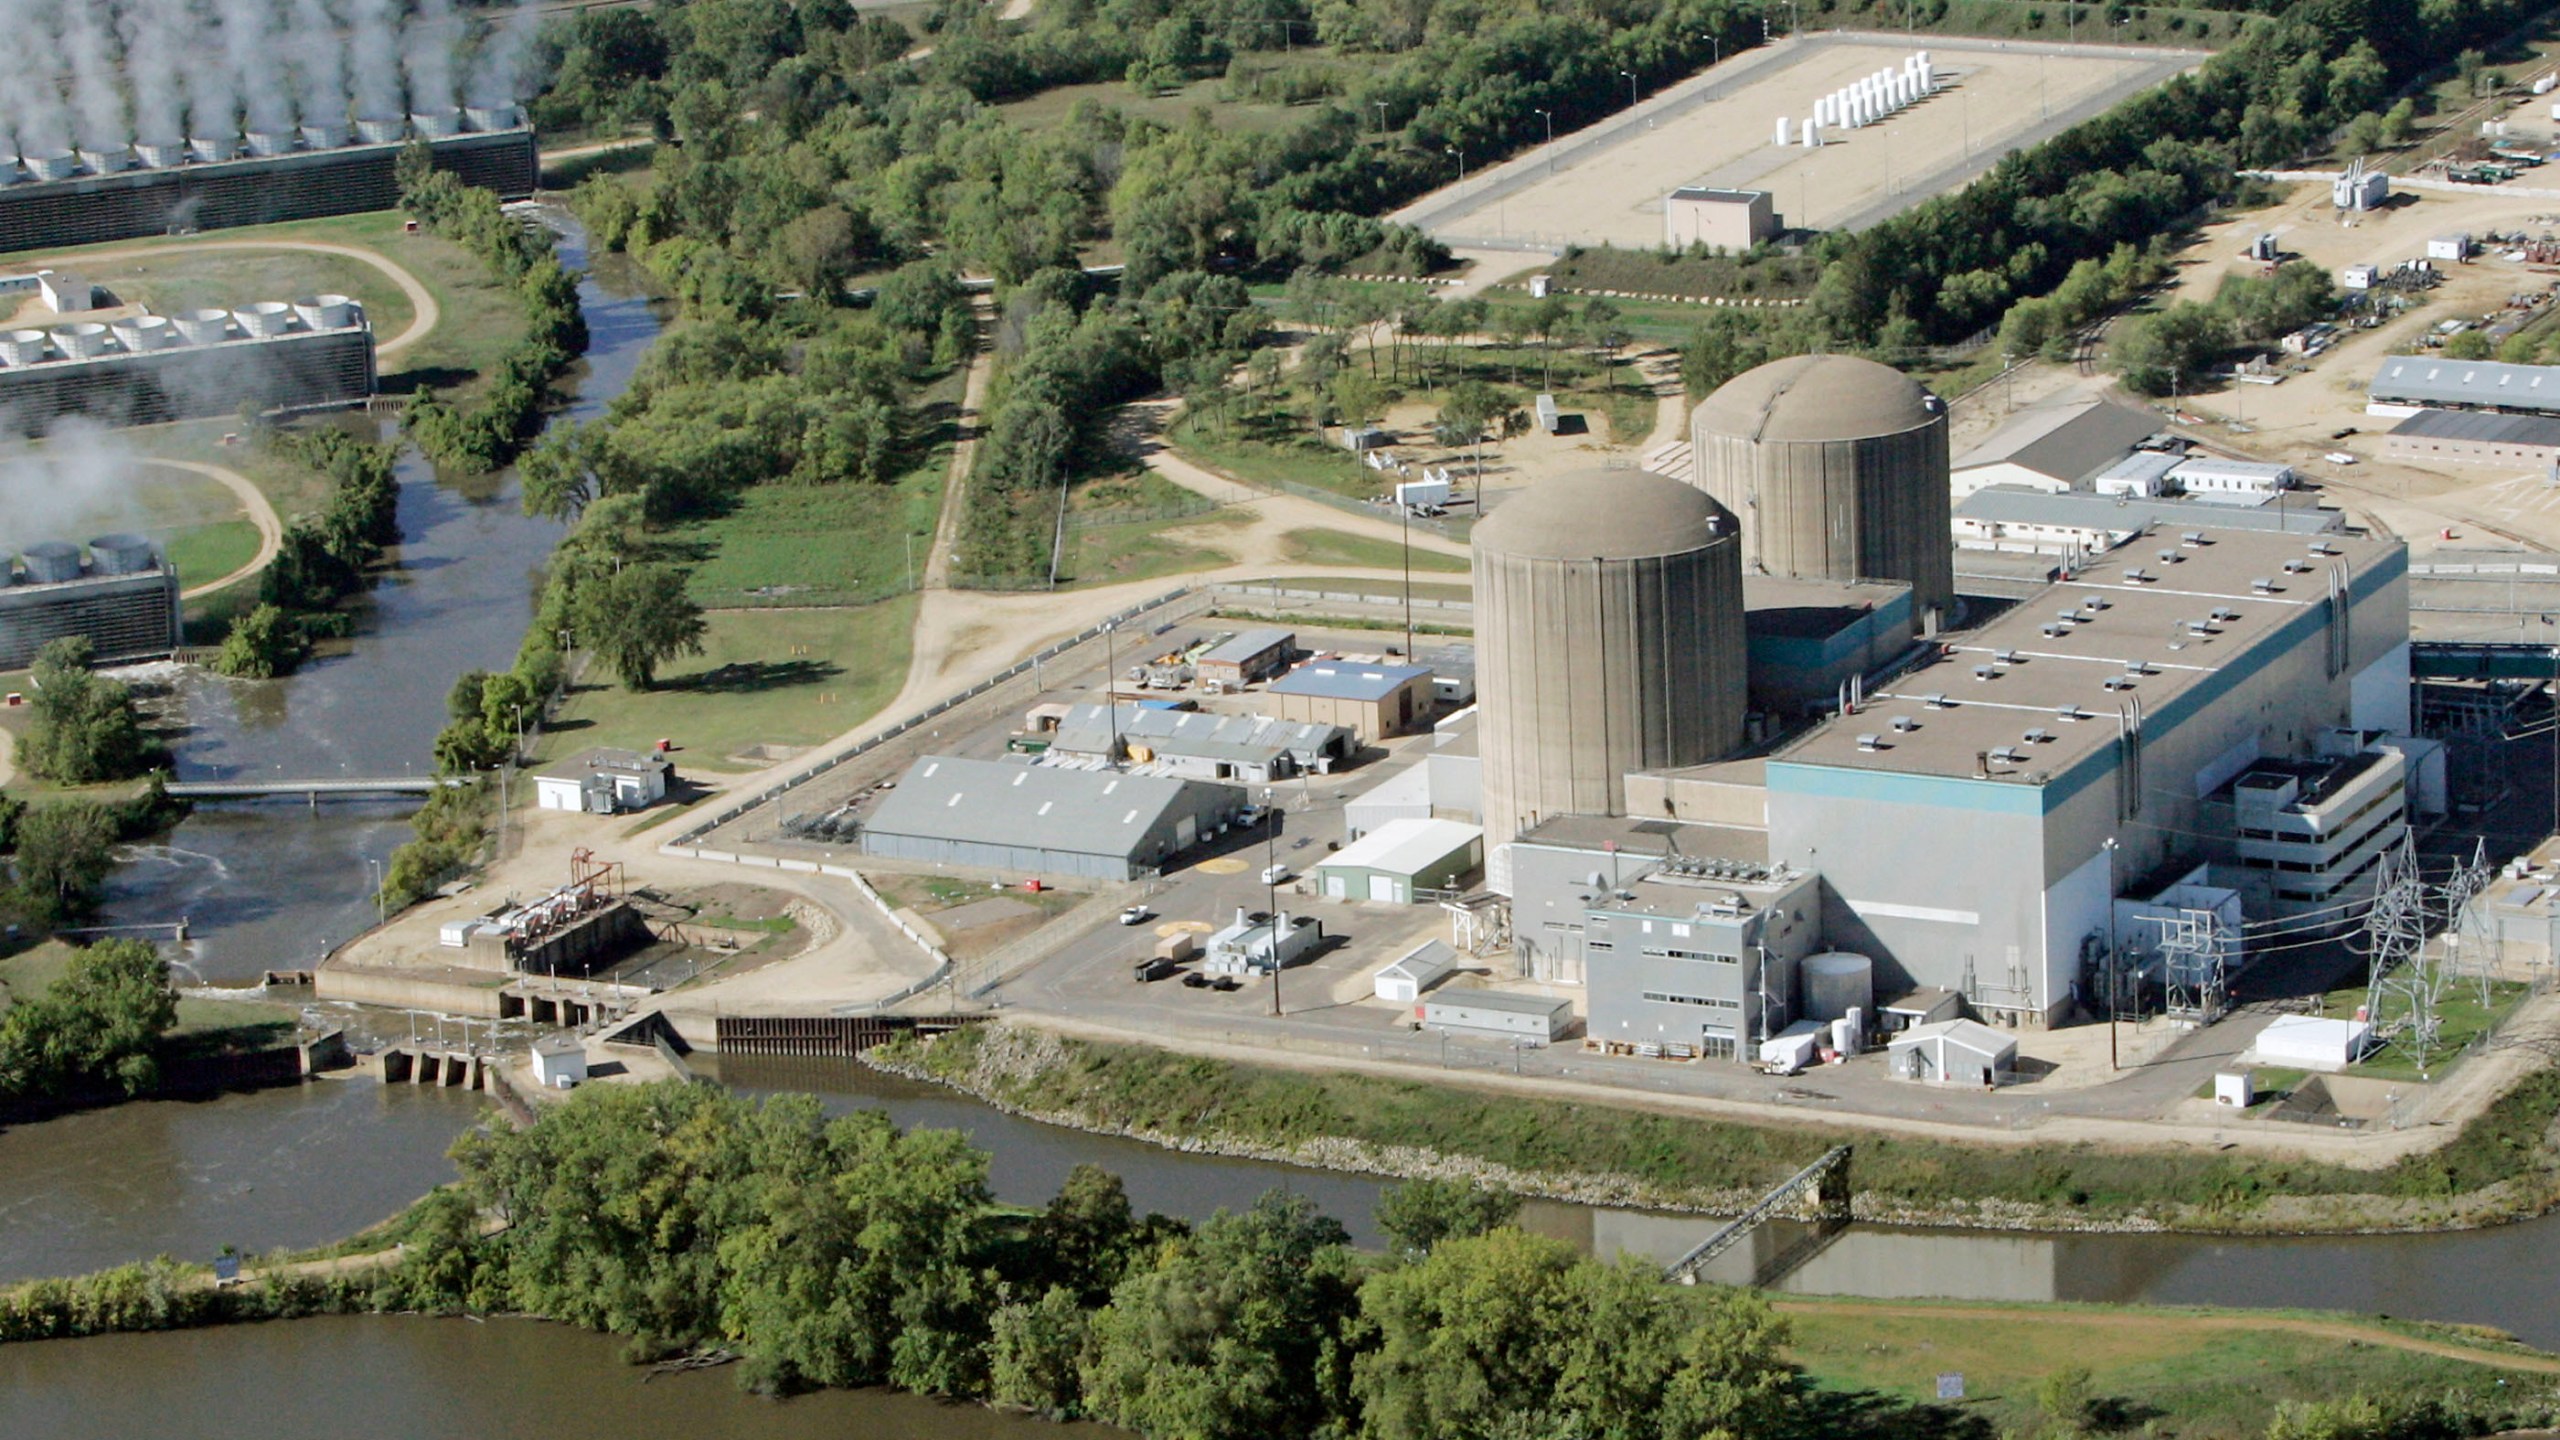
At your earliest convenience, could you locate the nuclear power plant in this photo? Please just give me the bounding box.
[0,0,539,252]
[0,292,374,432]
[1455,357,2420,1062]
[0,532,181,668]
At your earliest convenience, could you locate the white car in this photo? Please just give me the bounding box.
[1118,906,1152,926]
[1259,864,1291,886]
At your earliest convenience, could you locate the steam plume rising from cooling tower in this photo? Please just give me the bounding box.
[184,0,241,142]
[0,0,69,155]
[347,0,401,119]
[471,0,543,108]
[404,0,459,115]
[219,0,292,132]
[61,5,129,152]
[0,418,148,554]
[120,4,186,142]
[288,0,349,130]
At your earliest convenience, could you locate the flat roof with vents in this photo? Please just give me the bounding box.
[2370,356,2560,411]
[1269,661,1432,701]
[1772,525,2403,782]
[862,754,1233,855]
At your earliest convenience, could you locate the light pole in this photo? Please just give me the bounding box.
[1264,789,1283,1017]
[1620,70,1639,110]
[1373,100,1390,134]
[1446,145,1465,185]
[903,530,916,593]
[367,858,385,930]
[1706,33,1720,66]
[1535,108,1554,173]
[2102,837,2120,1071]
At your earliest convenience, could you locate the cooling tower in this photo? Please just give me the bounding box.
[21,542,81,584]
[293,294,354,329]
[1691,354,1954,632]
[234,302,294,338]
[88,534,155,576]
[1473,468,1749,854]
[0,330,48,366]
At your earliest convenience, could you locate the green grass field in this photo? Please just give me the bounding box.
[2330,979,2531,1083]
[1276,528,1470,573]
[161,519,262,591]
[1781,1295,2546,1439]
[1063,506,1251,588]
[541,598,920,771]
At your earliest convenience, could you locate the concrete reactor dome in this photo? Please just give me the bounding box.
[1691,354,1954,631]
[1474,469,1749,856]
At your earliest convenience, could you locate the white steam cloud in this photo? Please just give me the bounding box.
[7,0,541,164]
[0,418,150,556]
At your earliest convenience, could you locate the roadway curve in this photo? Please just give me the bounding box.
[149,459,284,600]
[41,238,441,361]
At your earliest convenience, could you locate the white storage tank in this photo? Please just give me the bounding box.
[234,301,294,338]
[189,134,239,163]
[53,323,110,359]
[175,308,233,345]
[112,316,175,351]
[293,294,354,330]
[354,115,406,144]
[0,329,50,366]
[1802,951,1874,1023]
[133,137,187,169]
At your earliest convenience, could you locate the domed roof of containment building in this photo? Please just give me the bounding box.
[1472,468,1735,562]
[1692,354,1942,444]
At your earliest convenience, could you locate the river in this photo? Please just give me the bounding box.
[5,218,2560,1424]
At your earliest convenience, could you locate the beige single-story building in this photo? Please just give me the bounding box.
[1662,187,1775,251]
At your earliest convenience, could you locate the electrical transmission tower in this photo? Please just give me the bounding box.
[2362,834,2441,1068]
[2149,907,2231,1024]
[2440,838,2500,1008]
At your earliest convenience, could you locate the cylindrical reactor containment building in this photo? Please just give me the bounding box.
[1473,468,1749,854]
[1690,354,1953,633]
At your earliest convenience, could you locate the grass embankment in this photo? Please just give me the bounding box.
[1054,469,1250,588]
[1779,1294,2557,1438]
[1277,528,1471,573]
[0,941,297,1074]
[879,1023,2560,1234]
[539,596,919,772]
[1547,246,1821,302]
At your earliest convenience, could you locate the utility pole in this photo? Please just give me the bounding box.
[1105,621,1121,765]
[1620,70,1639,111]
[1265,791,1283,1017]
[1401,501,1415,659]
[1535,108,1554,174]
[2103,837,2120,1070]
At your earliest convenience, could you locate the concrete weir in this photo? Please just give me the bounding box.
[369,1047,488,1090]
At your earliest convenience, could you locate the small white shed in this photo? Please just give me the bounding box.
[36,269,92,313]
[1888,1019,2016,1087]
[1375,939,1456,1003]
[1758,1019,1825,1074]
[2252,1015,2372,1071]
[530,1031,588,1088]
[1421,988,1574,1042]
[535,747,672,814]
[2426,233,2471,262]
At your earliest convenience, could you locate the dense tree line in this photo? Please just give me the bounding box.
[19,636,162,786]
[0,939,176,1104]
[215,426,407,678]
[396,147,590,474]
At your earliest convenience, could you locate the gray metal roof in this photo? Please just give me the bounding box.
[2095,451,2183,489]
[1952,399,2167,485]
[1693,354,1941,444]
[1473,468,1733,561]
[1199,628,1292,667]
[2391,407,2560,446]
[1955,486,2340,535]
[1048,704,1346,764]
[1667,186,1767,203]
[1270,660,1434,701]
[537,746,670,782]
[1423,987,1574,1016]
[2370,355,2560,409]
[864,755,1229,855]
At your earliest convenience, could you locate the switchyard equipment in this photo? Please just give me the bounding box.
[0,121,535,254]
[0,296,372,433]
[1692,354,1955,632]
[0,534,180,668]
[1472,469,1749,851]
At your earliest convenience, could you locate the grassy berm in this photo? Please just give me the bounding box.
[877,1023,2560,1233]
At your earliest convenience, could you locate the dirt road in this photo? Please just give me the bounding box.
[155,458,284,600]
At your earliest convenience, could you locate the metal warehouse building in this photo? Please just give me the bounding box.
[1267,660,1436,740]
[2368,356,2560,415]
[2384,408,2560,466]
[859,756,1243,880]
[1046,704,1350,782]
[1313,817,1484,903]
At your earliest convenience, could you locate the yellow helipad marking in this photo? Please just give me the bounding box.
[1195,857,1248,875]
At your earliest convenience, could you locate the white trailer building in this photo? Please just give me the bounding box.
[1421,988,1575,1042]
[1375,939,1457,1003]
[1888,1019,2016,1086]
